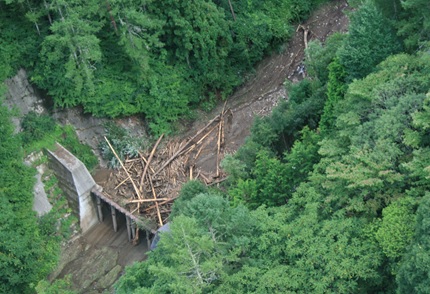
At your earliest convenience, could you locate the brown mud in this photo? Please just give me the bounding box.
[187,0,350,176]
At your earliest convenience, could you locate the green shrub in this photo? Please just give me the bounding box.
[21,112,56,145]
[36,275,77,294]
[99,122,145,168]
[20,113,98,172]
[58,125,98,171]
[171,180,208,217]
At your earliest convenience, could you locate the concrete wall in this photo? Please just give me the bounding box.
[47,143,98,232]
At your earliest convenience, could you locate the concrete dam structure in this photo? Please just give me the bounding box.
[47,143,155,242]
[47,143,98,232]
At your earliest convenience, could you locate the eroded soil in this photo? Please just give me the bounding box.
[187,0,350,176]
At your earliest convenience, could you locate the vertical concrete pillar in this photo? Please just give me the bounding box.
[126,216,132,242]
[111,206,118,232]
[146,230,151,248]
[131,220,136,240]
[96,196,103,222]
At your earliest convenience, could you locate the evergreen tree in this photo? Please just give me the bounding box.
[397,0,430,50]
[397,193,430,293]
[32,0,102,107]
[338,0,402,80]
[319,57,347,132]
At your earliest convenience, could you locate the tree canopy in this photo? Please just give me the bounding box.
[116,1,430,292]
[2,0,430,292]
[0,0,327,134]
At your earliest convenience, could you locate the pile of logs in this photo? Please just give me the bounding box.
[101,105,231,228]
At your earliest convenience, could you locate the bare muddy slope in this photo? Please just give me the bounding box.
[188,0,350,176]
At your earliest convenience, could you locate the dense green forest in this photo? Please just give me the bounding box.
[1,0,430,292]
[114,0,430,293]
[1,0,324,134]
[0,0,325,292]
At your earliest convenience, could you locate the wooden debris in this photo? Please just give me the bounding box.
[114,177,129,190]
[139,154,155,174]
[208,177,228,186]
[142,197,177,213]
[139,134,164,192]
[216,102,227,178]
[147,173,163,227]
[199,173,210,184]
[104,137,143,200]
[153,113,222,176]
[100,105,230,229]
[128,198,170,203]
[296,25,311,49]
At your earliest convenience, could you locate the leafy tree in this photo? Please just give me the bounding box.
[373,0,402,19]
[234,78,325,170]
[375,197,416,269]
[220,154,248,185]
[315,53,430,216]
[338,0,402,80]
[109,0,164,75]
[305,32,346,83]
[116,216,219,293]
[397,193,430,293]
[319,57,347,132]
[32,0,102,108]
[2,0,329,133]
[282,126,321,194]
[116,194,254,293]
[0,2,40,80]
[229,150,288,208]
[144,0,242,102]
[174,193,255,253]
[171,180,208,217]
[397,0,430,50]
[227,127,319,209]
[402,93,430,195]
[217,201,384,293]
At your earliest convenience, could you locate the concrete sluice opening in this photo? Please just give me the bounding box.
[83,199,150,266]
[45,143,154,292]
[92,192,155,247]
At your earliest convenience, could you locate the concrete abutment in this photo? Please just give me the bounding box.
[47,143,156,240]
[47,143,99,232]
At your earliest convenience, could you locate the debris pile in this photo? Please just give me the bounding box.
[100,106,231,228]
